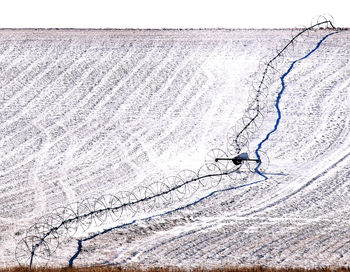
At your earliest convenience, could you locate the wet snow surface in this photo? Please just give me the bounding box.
[0,29,350,267]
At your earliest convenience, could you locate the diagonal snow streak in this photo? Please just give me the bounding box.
[68,30,339,266]
[254,31,339,180]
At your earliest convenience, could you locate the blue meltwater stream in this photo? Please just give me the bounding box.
[68,31,339,266]
[254,31,339,181]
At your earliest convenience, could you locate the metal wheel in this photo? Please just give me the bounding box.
[16,236,50,267]
[77,198,95,231]
[205,148,231,173]
[198,163,222,188]
[177,169,199,198]
[147,181,172,207]
[26,216,60,253]
[16,237,33,267]
[131,186,153,213]
[164,175,186,202]
[52,205,78,237]
[118,191,138,218]
[96,194,123,223]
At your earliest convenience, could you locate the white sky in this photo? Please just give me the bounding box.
[0,0,349,29]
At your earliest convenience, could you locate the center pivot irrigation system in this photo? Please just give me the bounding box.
[15,16,339,268]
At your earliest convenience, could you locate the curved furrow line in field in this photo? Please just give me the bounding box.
[40,44,183,196]
[66,47,195,180]
[141,223,210,257]
[152,77,214,155]
[279,59,350,161]
[0,47,132,174]
[160,230,216,260]
[137,223,210,258]
[28,45,135,154]
[213,177,280,214]
[210,235,252,261]
[0,84,74,161]
[52,46,175,178]
[2,43,127,138]
[260,230,314,263]
[106,44,182,113]
[272,88,350,163]
[0,41,35,79]
[0,123,43,155]
[60,52,149,130]
[0,181,37,218]
[0,40,82,126]
[171,226,222,255]
[309,91,350,159]
[41,45,155,167]
[145,45,228,156]
[135,44,199,119]
[0,136,44,173]
[59,41,168,126]
[0,165,35,213]
[61,41,234,193]
[147,42,227,115]
[110,44,204,123]
[305,232,335,254]
[0,51,100,142]
[44,50,125,128]
[75,43,178,122]
[197,69,229,151]
[66,43,177,154]
[317,230,349,255]
[242,150,350,216]
[36,45,133,128]
[252,151,350,219]
[183,224,255,262]
[119,46,196,147]
[182,230,236,260]
[0,43,16,61]
[152,53,218,125]
[0,40,62,108]
[242,152,350,217]
[330,239,350,257]
[301,173,350,218]
[119,58,212,162]
[63,43,208,181]
[0,161,33,196]
[289,230,347,265]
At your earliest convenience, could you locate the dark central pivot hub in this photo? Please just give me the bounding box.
[215,152,259,165]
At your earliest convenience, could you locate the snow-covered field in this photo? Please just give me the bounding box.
[0,28,349,268]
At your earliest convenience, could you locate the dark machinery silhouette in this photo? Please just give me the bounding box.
[215,153,259,165]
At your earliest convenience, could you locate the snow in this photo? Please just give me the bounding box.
[0,28,349,268]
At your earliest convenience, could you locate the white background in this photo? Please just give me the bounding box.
[0,0,349,28]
